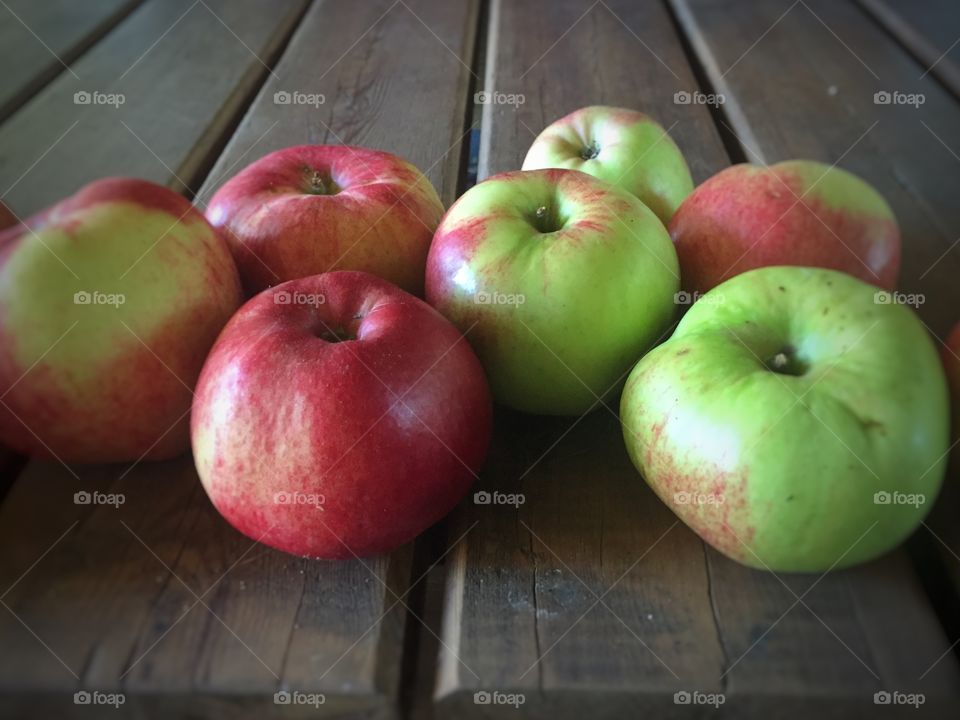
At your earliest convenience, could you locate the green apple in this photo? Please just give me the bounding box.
[426,168,679,416]
[521,106,694,225]
[620,266,949,572]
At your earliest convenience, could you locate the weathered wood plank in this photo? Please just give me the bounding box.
[0,0,480,717]
[0,0,142,124]
[859,0,960,98]
[0,0,309,217]
[435,1,730,716]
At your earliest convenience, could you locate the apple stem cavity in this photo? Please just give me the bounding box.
[306,169,339,196]
[766,346,808,376]
[580,142,600,160]
[318,326,354,343]
[531,204,564,234]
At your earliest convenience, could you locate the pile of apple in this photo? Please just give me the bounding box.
[0,106,955,572]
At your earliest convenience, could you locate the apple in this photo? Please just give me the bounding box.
[521,106,694,225]
[944,323,960,443]
[620,266,948,572]
[191,271,492,559]
[426,168,679,416]
[206,145,444,296]
[0,178,242,464]
[669,160,900,295]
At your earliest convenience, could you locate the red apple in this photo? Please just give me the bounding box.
[945,323,960,443]
[669,160,900,295]
[206,145,444,296]
[191,271,492,559]
[0,178,242,463]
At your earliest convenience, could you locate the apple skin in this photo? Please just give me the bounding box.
[620,266,948,572]
[669,161,900,295]
[206,145,444,296]
[521,106,694,225]
[944,323,960,443]
[426,168,679,416]
[0,178,242,464]
[191,271,492,559]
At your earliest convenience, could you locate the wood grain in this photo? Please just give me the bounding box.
[0,0,141,123]
[859,0,960,99]
[0,0,309,216]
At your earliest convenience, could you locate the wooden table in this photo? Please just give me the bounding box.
[1,1,959,718]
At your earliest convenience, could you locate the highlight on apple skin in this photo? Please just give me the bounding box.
[0,178,243,464]
[620,266,948,572]
[669,160,901,295]
[425,168,680,417]
[191,271,492,559]
[206,145,444,297]
[522,105,694,225]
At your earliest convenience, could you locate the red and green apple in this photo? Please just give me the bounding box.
[522,106,694,225]
[621,266,948,572]
[426,168,679,416]
[0,178,242,464]
[191,271,492,559]
[206,145,444,296]
[669,160,900,295]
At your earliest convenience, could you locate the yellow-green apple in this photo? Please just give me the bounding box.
[426,168,679,416]
[521,106,693,225]
[670,161,900,295]
[621,266,948,572]
[0,178,242,464]
[206,145,444,296]
[191,271,492,559]
[944,323,960,443]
